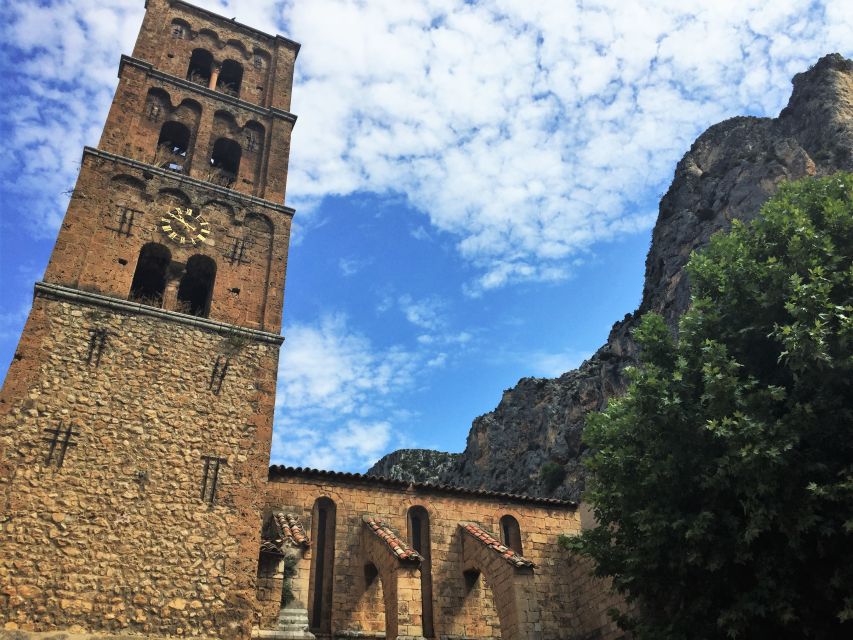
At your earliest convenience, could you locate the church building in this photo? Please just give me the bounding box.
[0,2,627,639]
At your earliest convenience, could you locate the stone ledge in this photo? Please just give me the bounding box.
[119,55,298,124]
[34,281,285,346]
[82,147,296,217]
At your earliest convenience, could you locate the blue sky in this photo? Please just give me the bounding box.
[1,0,851,471]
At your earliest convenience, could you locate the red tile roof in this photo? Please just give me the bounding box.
[273,512,310,549]
[268,466,577,508]
[460,522,536,569]
[362,515,423,563]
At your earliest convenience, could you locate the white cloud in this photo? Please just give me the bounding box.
[338,257,370,276]
[526,349,591,378]
[272,314,420,469]
[4,1,850,291]
[398,294,446,331]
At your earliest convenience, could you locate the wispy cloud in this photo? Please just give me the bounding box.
[398,294,446,331]
[272,314,420,469]
[4,1,850,290]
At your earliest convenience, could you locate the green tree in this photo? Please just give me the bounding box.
[564,174,853,639]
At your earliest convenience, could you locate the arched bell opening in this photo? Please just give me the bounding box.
[129,243,171,306]
[156,121,191,173]
[186,48,213,86]
[217,59,243,96]
[208,138,241,188]
[176,254,216,317]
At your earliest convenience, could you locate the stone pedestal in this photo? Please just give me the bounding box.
[253,607,315,640]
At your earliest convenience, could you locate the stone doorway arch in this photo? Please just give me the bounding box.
[360,516,425,640]
[460,522,540,640]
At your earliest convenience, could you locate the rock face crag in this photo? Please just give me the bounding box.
[365,448,462,484]
[369,53,853,501]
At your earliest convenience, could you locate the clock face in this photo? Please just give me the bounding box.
[159,207,211,246]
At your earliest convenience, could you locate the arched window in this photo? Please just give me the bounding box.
[186,48,213,86]
[208,138,241,187]
[408,506,435,637]
[129,243,171,306]
[176,255,216,317]
[171,19,190,39]
[500,515,523,555]
[309,498,336,634]
[156,121,191,173]
[217,59,243,97]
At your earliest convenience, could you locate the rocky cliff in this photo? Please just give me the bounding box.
[369,54,853,500]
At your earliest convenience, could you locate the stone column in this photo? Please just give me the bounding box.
[209,63,221,91]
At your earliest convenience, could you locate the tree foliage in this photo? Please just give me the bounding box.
[564,173,853,639]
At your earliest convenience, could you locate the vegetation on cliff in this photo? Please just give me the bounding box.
[564,173,853,639]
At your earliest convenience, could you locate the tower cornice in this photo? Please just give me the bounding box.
[34,281,285,345]
[118,55,298,124]
[83,146,296,217]
[154,0,302,54]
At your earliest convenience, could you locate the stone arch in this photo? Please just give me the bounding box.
[187,48,213,86]
[197,28,220,47]
[349,562,387,635]
[225,38,249,59]
[242,120,266,189]
[500,514,523,555]
[110,174,146,193]
[155,121,191,172]
[308,497,336,635]
[212,109,240,137]
[459,522,540,640]
[459,568,502,639]
[217,59,243,97]
[156,188,191,210]
[243,120,265,156]
[207,138,241,188]
[144,87,172,124]
[170,18,191,40]
[360,517,424,640]
[236,212,274,327]
[252,48,271,73]
[176,254,216,317]
[200,199,235,225]
[129,242,171,306]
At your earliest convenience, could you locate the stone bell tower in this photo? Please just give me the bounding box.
[0,2,299,639]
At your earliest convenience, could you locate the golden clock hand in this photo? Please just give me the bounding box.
[177,217,197,232]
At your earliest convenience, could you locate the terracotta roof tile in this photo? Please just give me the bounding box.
[272,512,310,549]
[268,466,576,508]
[460,522,536,569]
[362,515,423,563]
[261,512,310,554]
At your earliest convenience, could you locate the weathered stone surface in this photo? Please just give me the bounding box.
[366,449,460,484]
[386,53,853,501]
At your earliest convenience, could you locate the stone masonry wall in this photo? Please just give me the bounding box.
[132,0,298,114]
[264,470,629,640]
[0,292,280,639]
[44,152,291,333]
